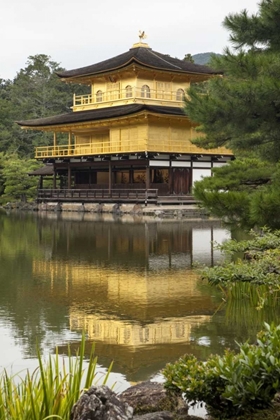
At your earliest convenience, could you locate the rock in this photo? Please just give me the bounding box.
[70,385,133,420]
[119,204,136,214]
[154,210,163,217]
[83,203,102,213]
[61,203,84,212]
[119,381,187,415]
[133,204,143,214]
[44,202,61,212]
[133,411,201,420]
[101,203,120,213]
[133,411,174,419]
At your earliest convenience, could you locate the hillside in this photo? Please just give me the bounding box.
[192,52,221,65]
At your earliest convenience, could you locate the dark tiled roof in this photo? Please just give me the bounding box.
[16,104,186,128]
[56,47,219,79]
[28,164,54,175]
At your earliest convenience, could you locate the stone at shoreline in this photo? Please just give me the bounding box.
[70,383,203,420]
[70,385,133,420]
[119,381,187,415]
[133,413,201,420]
[133,412,175,419]
[1,200,213,220]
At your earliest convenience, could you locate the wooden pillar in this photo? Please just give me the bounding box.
[67,164,71,189]
[144,166,150,207]
[109,161,112,194]
[53,168,57,189]
[169,161,173,194]
[113,169,116,184]
[190,167,193,194]
[53,132,57,158]
[145,165,150,189]
[68,132,72,155]
[129,167,133,184]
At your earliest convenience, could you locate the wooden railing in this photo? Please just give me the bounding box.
[73,87,184,108]
[37,188,158,204]
[35,138,230,159]
[35,138,147,158]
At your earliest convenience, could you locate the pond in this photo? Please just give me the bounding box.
[0,210,279,397]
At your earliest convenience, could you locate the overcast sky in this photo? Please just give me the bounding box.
[1,0,260,80]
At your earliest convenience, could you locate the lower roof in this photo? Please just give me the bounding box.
[28,164,54,176]
[16,104,186,128]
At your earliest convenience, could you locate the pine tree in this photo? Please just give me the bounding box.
[0,54,89,157]
[187,0,280,227]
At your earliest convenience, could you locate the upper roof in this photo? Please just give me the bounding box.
[56,44,219,80]
[16,104,186,128]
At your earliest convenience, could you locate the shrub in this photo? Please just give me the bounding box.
[0,333,112,420]
[199,228,280,305]
[163,323,280,418]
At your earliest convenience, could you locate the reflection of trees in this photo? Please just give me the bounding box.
[3,210,279,384]
[189,283,280,359]
[0,212,68,356]
[0,211,229,381]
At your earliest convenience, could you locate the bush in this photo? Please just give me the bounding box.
[163,323,280,418]
[200,228,280,294]
[0,333,112,420]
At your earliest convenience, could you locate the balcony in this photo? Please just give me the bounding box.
[37,188,159,204]
[73,87,185,111]
[35,137,230,159]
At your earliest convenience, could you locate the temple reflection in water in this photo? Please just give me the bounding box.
[32,213,230,381]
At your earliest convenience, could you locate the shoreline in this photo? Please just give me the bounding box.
[1,201,217,222]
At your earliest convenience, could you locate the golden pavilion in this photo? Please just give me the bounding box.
[17,38,232,204]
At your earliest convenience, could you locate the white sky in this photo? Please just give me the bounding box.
[1,0,260,80]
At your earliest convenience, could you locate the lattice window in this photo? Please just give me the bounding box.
[176,88,185,101]
[107,82,120,99]
[141,84,150,98]
[96,90,103,102]
[125,85,133,98]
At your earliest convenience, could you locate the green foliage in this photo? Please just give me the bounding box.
[217,226,280,255]
[250,190,280,228]
[187,0,280,227]
[0,154,42,204]
[202,249,280,286]
[0,54,89,157]
[199,228,280,308]
[223,0,280,51]
[183,53,194,63]
[224,283,280,328]
[193,158,278,227]
[187,51,280,160]
[0,333,112,420]
[163,323,280,418]
[0,54,90,202]
[194,183,250,222]
[187,0,280,160]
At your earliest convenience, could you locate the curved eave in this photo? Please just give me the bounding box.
[56,48,221,82]
[60,61,219,84]
[16,105,187,131]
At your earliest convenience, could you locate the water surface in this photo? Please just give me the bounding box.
[0,210,278,393]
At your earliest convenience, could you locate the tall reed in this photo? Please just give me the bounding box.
[0,334,112,420]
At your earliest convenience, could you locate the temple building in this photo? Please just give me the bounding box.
[17,38,233,204]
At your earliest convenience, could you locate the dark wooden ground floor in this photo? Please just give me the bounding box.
[37,158,195,196]
[36,188,197,205]
[32,154,230,204]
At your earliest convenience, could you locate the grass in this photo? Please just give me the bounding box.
[0,333,112,420]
